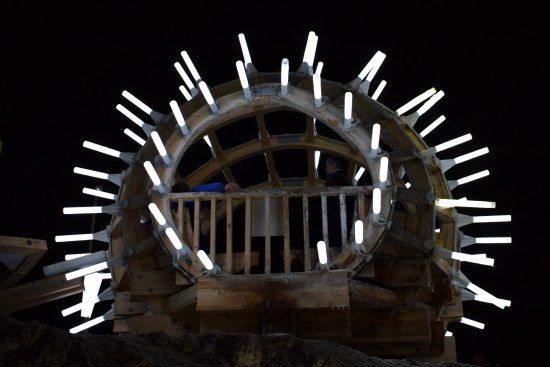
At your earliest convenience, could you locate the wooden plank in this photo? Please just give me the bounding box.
[209,198,216,262]
[245,196,251,274]
[167,285,197,313]
[256,113,279,186]
[295,310,351,338]
[0,236,48,289]
[283,196,290,273]
[344,307,431,344]
[0,273,84,313]
[373,258,430,287]
[177,198,184,238]
[348,279,403,308]
[208,132,237,183]
[215,251,260,273]
[225,196,233,273]
[200,312,262,333]
[264,195,271,274]
[307,150,316,186]
[302,196,311,271]
[196,271,350,312]
[193,197,200,252]
[347,162,357,184]
[358,191,366,218]
[131,270,180,296]
[339,193,348,247]
[321,194,329,246]
[115,292,147,315]
[175,271,194,286]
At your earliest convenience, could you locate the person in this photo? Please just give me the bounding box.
[324,156,354,247]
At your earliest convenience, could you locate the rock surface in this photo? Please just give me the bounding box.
[0,315,473,367]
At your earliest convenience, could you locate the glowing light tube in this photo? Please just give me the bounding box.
[354,220,364,244]
[124,128,145,146]
[181,51,202,82]
[475,237,512,244]
[82,187,117,201]
[143,161,166,194]
[170,100,190,135]
[65,262,108,280]
[416,90,445,116]
[198,81,218,114]
[122,90,153,115]
[358,51,386,81]
[64,253,90,260]
[472,215,511,223]
[197,250,214,270]
[281,58,289,95]
[435,133,472,152]
[62,302,85,317]
[435,199,496,209]
[56,234,93,242]
[379,156,389,183]
[313,73,322,107]
[405,182,412,188]
[83,141,121,158]
[456,170,490,185]
[148,203,167,226]
[179,85,192,101]
[365,52,386,82]
[396,88,437,116]
[315,150,321,169]
[445,331,453,337]
[371,80,387,100]
[70,314,107,334]
[371,123,381,151]
[174,62,196,92]
[344,92,353,121]
[354,167,365,181]
[419,115,446,138]
[314,61,324,76]
[165,227,183,249]
[116,104,146,127]
[74,167,108,179]
[317,241,328,264]
[63,206,103,214]
[203,135,212,148]
[302,31,317,66]
[236,60,251,100]
[151,131,170,165]
[238,33,252,66]
[451,252,494,266]
[454,147,490,164]
[373,188,381,222]
[461,317,485,330]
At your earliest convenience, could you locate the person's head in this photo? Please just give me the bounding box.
[325,156,345,175]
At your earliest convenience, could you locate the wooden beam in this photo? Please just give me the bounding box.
[256,112,279,186]
[209,198,216,262]
[0,273,84,313]
[196,271,350,312]
[295,310,351,338]
[207,132,238,184]
[0,235,48,289]
[193,197,200,252]
[283,195,290,273]
[302,196,311,271]
[348,279,404,308]
[339,193,348,247]
[225,196,233,273]
[200,312,262,333]
[264,195,271,274]
[321,194,329,246]
[167,285,197,313]
[245,196,251,274]
[115,292,147,315]
[130,270,180,296]
[373,258,430,287]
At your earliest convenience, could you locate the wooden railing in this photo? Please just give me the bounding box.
[168,186,371,275]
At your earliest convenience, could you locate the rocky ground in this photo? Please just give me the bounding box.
[0,315,473,367]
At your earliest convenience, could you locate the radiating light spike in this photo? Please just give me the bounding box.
[236,60,251,100]
[371,123,381,152]
[82,187,117,201]
[313,73,322,107]
[169,100,190,135]
[472,215,512,223]
[238,33,252,66]
[354,220,364,244]
[358,51,385,81]
[379,156,389,183]
[435,199,496,209]
[314,151,321,169]
[419,115,446,138]
[316,241,328,265]
[122,90,153,115]
[179,85,192,101]
[123,128,146,146]
[396,88,437,116]
[416,90,445,116]
[371,80,387,100]
[435,133,472,152]
[281,58,289,95]
[116,104,145,127]
[150,131,171,165]
[83,141,121,158]
[365,52,386,82]
[65,262,109,281]
[181,51,202,82]
[354,167,365,181]
[56,234,94,242]
[198,81,218,114]
[454,147,490,164]
[461,317,485,330]
[197,250,214,270]
[174,62,196,92]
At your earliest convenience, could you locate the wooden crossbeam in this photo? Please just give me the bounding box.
[207,132,238,184]
[348,279,403,308]
[255,113,280,186]
[196,271,350,312]
[0,235,48,289]
[131,270,181,296]
[373,258,430,287]
[167,285,197,313]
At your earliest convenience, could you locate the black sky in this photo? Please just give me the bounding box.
[2,2,549,364]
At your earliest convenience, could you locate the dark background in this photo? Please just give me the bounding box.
[1,2,549,365]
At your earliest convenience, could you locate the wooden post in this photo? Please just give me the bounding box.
[226,196,233,273]
[245,195,251,274]
[302,195,311,271]
[177,198,184,238]
[358,191,366,218]
[339,193,347,248]
[283,195,290,273]
[209,197,216,262]
[264,195,271,274]
[193,197,200,252]
[321,194,329,247]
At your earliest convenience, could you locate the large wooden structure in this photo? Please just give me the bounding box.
[1,37,510,361]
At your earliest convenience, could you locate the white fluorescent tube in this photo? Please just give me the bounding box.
[371,80,387,100]
[472,215,511,223]
[460,317,485,330]
[83,141,121,158]
[64,253,90,261]
[396,88,437,116]
[65,262,109,281]
[314,151,321,169]
[203,135,212,148]
[63,206,103,214]
[454,147,490,164]
[174,62,196,92]
[236,60,251,100]
[419,115,446,138]
[435,199,496,209]
[373,188,381,214]
[344,92,353,121]
[82,187,117,201]
[198,81,218,114]
[354,220,363,244]
[416,90,445,116]
[354,167,365,181]
[148,203,167,226]
[371,123,380,150]
[197,250,214,270]
[238,33,252,66]
[55,234,94,242]
[143,161,162,186]
[379,156,389,183]
[179,85,192,101]
[116,104,146,127]
[151,131,170,165]
[435,133,472,152]
[358,51,385,81]
[181,51,202,81]
[456,170,490,185]
[281,58,289,95]
[69,314,106,334]
[313,73,322,107]
[123,128,146,146]
[122,90,153,115]
[316,241,328,264]
[365,52,386,82]
[170,100,189,135]
[165,227,183,249]
[74,167,109,179]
